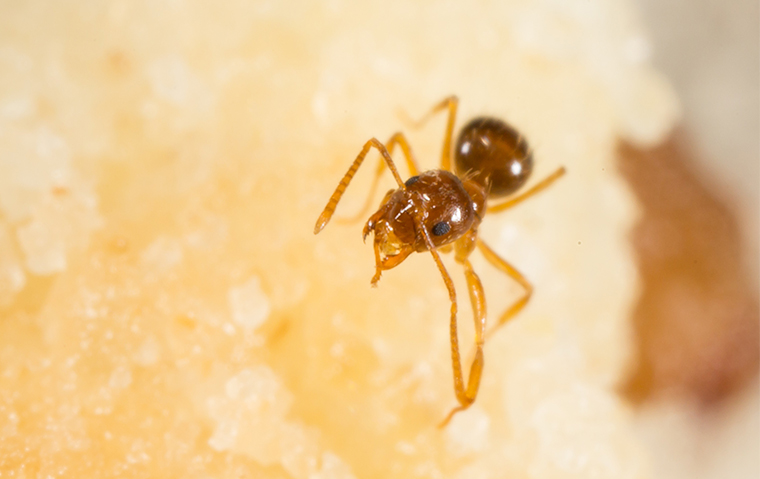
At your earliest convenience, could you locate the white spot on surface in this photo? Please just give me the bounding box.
[125,439,151,464]
[311,451,356,479]
[228,276,270,331]
[17,219,67,274]
[445,406,490,455]
[207,366,291,454]
[141,236,184,272]
[2,410,19,436]
[0,225,25,304]
[133,337,160,366]
[0,95,34,120]
[395,441,416,455]
[148,56,195,105]
[329,342,345,358]
[529,385,634,478]
[108,365,132,389]
[146,56,216,118]
[623,34,651,65]
[312,91,330,125]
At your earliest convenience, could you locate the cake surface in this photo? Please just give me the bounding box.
[0,1,679,477]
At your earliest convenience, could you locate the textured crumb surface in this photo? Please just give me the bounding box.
[0,1,679,478]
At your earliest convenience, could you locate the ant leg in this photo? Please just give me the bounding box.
[487,166,566,214]
[476,239,533,342]
[314,138,405,234]
[439,258,487,427]
[417,218,484,428]
[401,96,459,171]
[386,132,422,176]
[338,132,421,224]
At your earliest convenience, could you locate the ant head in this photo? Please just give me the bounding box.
[362,192,416,277]
[363,170,477,282]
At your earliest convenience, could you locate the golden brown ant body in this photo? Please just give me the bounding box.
[314,96,565,426]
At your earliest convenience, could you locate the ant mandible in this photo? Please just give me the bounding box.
[314,96,566,427]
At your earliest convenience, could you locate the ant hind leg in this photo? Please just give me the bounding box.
[399,96,459,171]
[476,239,533,342]
[487,166,566,214]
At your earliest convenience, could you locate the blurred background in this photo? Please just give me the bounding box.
[625,0,758,477]
[0,0,756,477]
[639,0,757,281]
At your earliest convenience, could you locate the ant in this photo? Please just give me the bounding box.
[314,96,565,427]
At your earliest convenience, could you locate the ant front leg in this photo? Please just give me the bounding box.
[439,257,487,428]
[401,96,459,171]
[314,138,405,234]
[477,239,533,342]
[417,219,485,428]
[338,133,422,224]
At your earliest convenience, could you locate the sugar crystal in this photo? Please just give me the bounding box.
[228,276,270,332]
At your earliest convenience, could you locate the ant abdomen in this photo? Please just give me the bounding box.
[454,117,533,198]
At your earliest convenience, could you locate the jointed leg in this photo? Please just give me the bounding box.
[314,138,405,234]
[386,132,422,176]
[417,220,486,428]
[487,166,566,214]
[477,240,533,342]
[439,258,487,427]
[401,96,459,171]
[337,132,421,224]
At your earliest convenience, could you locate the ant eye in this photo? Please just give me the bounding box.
[432,222,450,236]
[405,175,420,186]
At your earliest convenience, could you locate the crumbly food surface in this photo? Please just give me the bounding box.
[0,1,678,477]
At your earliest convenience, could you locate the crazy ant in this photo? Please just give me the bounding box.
[314,96,566,427]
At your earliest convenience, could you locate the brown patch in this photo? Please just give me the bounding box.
[619,133,759,405]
